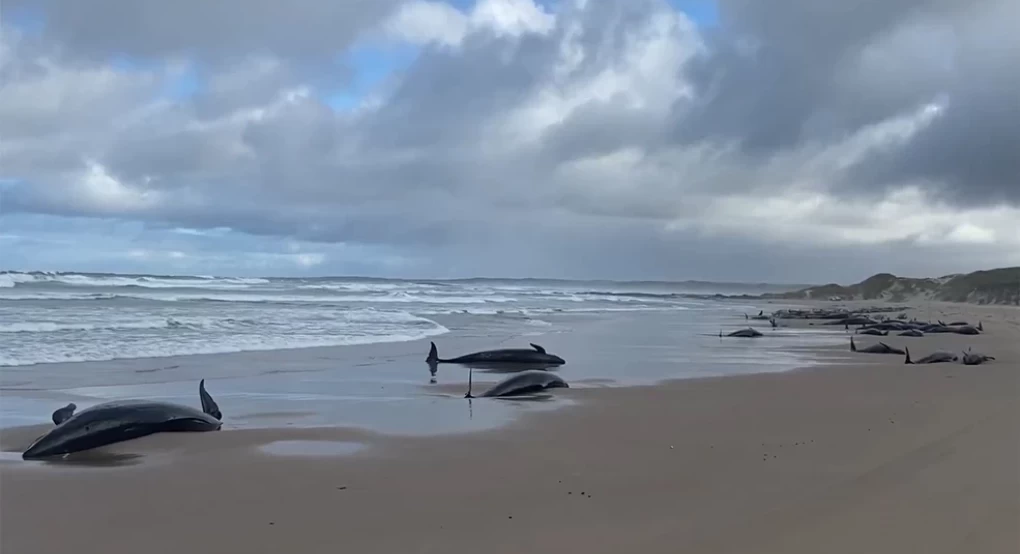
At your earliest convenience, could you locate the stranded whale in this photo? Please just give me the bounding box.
[23,380,223,460]
[962,349,995,365]
[464,367,569,399]
[904,347,958,365]
[850,337,905,355]
[721,327,763,338]
[427,341,565,366]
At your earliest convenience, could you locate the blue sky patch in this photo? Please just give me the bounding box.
[327,42,421,111]
[669,0,719,27]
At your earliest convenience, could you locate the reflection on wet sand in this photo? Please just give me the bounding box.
[258,440,367,457]
[3,449,145,468]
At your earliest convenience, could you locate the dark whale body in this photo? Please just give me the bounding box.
[962,350,995,365]
[950,325,981,335]
[722,327,763,338]
[427,341,565,366]
[850,337,904,355]
[465,368,569,398]
[904,347,958,365]
[23,380,223,460]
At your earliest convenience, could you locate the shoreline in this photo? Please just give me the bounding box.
[2,300,1017,553]
[1,299,1010,438]
[0,340,852,458]
[0,303,847,436]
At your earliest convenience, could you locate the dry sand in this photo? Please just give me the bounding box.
[1,301,1017,553]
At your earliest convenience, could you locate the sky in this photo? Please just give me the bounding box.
[1,0,1018,283]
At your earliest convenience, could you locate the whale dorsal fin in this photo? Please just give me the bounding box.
[199,379,222,421]
[530,343,546,354]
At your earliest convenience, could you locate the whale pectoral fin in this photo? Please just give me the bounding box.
[52,403,76,425]
[529,343,546,354]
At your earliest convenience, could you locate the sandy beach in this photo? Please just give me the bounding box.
[1,300,1017,553]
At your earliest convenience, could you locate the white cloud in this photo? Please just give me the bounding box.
[381,0,555,48]
[73,161,163,213]
[382,1,470,48]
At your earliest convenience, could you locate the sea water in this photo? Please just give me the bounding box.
[0,271,848,436]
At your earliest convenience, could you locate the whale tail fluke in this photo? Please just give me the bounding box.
[904,347,913,365]
[199,379,222,421]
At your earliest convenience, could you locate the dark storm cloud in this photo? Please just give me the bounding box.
[672,0,1020,206]
[5,0,403,65]
[535,100,670,167]
[847,1,1020,206]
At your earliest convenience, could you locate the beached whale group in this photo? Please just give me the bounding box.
[21,341,572,461]
[427,341,570,398]
[728,306,997,368]
[847,321,995,366]
[20,305,997,461]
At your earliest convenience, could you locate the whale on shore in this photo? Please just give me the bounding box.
[850,337,905,355]
[962,349,995,365]
[823,316,876,326]
[465,367,569,399]
[921,324,954,333]
[427,341,565,366]
[904,347,958,365]
[721,327,763,338]
[950,325,981,335]
[22,380,223,460]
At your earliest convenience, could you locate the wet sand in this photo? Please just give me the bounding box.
[1,301,1018,553]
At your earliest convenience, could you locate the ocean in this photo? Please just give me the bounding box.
[0,271,800,367]
[0,271,848,436]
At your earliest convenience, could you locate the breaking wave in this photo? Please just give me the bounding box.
[0,271,706,366]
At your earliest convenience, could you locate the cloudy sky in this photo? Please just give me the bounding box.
[1,0,1017,283]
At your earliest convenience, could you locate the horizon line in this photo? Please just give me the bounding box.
[0,268,815,288]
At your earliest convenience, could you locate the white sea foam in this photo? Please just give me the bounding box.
[0,307,448,367]
[0,271,710,366]
[0,271,268,289]
[0,290,517,304]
